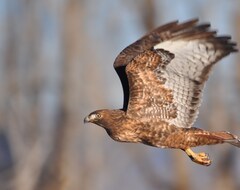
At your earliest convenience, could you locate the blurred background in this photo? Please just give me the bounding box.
[0,0,240,190]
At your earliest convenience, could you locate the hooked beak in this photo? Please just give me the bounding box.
[84,116,90,123]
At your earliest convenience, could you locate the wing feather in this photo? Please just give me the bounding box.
[114,19,201,110]
[114,19,238,128]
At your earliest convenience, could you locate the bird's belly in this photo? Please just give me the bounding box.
[138,123,178,148]
[140,135,169,148]
[109,130,141,143]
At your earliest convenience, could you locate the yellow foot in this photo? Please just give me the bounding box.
[184,148,211,166]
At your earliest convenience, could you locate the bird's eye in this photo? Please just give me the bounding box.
[96,114,101,119]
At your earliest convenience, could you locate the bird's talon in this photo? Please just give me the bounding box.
[185,148,212,166]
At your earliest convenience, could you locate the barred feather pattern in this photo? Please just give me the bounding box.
[153,39,232,128]
[114,18,237,129]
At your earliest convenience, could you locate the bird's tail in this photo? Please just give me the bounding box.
[209,131,240,148]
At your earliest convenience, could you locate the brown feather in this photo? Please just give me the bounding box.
[85,19,239,166]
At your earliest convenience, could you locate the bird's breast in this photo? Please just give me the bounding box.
[109,129,141,143]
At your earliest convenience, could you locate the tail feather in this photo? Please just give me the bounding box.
[211,131,240,148]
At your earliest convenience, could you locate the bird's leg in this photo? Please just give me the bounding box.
[184,148,211,166]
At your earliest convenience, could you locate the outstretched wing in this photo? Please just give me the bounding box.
[114,19,237,128]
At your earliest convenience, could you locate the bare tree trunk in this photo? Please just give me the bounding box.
[40,1,83,190]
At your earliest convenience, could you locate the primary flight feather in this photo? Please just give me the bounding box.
[84,19,239,166]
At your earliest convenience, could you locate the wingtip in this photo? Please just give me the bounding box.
[183,18,199,24]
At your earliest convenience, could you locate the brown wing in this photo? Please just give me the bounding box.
[125,49,177,121]
[114,19,199,110]
[114,19,237,128]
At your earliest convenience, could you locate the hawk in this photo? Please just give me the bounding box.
[84,19,239,166]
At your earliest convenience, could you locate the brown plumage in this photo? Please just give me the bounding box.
[84,19,239,166]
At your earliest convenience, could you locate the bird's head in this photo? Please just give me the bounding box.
[84,110,105,126]
[84,109,125,129]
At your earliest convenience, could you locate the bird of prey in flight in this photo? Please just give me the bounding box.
[84,19,239,166]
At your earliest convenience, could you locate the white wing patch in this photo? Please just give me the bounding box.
[154,40,223,128]
[154,40,222,81]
